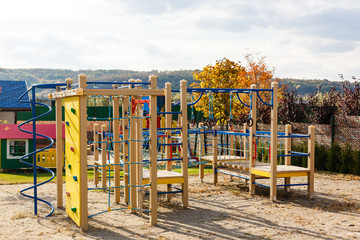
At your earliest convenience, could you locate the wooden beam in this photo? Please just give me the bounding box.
[180,80,189,208]
[79,74,88,231]
[213,126,218,185]
[113,96,120,203]
[249,84,257,195]
[56,96,63,208]
[149,75,158,225]
[93,123,100,187]
[270,82,278,201]
[135,79,143,210]
[129,79,137,213]
[85,88,165,97]
[284,124,291,192]
[101,124,108,190]
[198,123,205,182]
[165,82,173,201]
[122,96,130,204]
[308,125,315,199]
[50,88,84,99]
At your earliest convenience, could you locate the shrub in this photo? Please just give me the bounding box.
[326,142,342,172]
[291,141,307,167]
[339,144,353,174]
[315,143,327,171]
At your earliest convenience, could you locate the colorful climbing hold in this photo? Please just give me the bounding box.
[71,207,77,213]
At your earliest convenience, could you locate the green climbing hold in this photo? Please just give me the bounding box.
[71,108,76,114]
[68,164,71,169]
[71,207,77,213]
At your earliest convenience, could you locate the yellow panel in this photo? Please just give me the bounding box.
[277,172,308,178]
[251,169,271,178]
[142,177,184,185]
[64,96,82,227]
[36,149,62,168]
[251,169,309,178]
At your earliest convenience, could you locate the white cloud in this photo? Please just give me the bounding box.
[0,0,359,80]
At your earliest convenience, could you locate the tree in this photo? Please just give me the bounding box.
[278,87,307,124]
[305,88,338,124]
[191,55,279,127]
[339,81,360,116]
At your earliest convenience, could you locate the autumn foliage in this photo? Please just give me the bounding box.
[191,55,279,125]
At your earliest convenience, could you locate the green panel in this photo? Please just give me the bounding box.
[0,139,33,169]
[17,105,203,122]
[87,106,113,119]
[17,106,61,121]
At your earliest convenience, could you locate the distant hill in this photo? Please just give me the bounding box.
[0,68,195,90]
[279,78,344,96]
[0,68,347,97]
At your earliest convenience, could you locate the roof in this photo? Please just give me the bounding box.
[0,80,31,110]
[0,124,65,139]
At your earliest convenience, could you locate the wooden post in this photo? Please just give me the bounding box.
[78,74,88,231]
[129,79,137,213]
[270,82,278,201]
[308,125,315,199]
[122,96,130,204]
[249,84,257,195]
[243,123,247,158]
[93,123,100,187]
[55,87,63,208]
[101,124,108,190]
[213,126,218,185]
[284,124,291,192]
[135,79,143,210]
[165,82,172,200]
[149,75,158,225]
[180,80,189,207]
[230,135,234,156]
[113,95,120,203]
[198,123,205,182]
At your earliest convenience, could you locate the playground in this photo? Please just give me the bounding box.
[1,74,359,239]
[1,172,359,239]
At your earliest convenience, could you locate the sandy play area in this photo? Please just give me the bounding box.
[0,172,359,240]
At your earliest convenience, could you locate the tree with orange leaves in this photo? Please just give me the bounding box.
[191,55,280,126]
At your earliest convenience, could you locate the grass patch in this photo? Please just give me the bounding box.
[0,166,212,185]
[0,169,95,185]
[173,166,212,175]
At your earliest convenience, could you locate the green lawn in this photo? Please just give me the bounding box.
[0,169,94,185]
[0,167,212,185]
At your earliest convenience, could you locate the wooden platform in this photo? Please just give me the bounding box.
[251,165,310,178]
[201,155,247,162]
[142,169,184,185]
[216,168,268,179]
[218,160,269,171]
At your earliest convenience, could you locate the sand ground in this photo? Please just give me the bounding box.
[0,172,359,240]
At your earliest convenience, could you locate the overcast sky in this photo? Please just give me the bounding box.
[0,0,359,80]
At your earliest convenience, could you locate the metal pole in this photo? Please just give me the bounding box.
[32,87,37,215]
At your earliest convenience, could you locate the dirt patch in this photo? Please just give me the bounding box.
[0,172,359,239]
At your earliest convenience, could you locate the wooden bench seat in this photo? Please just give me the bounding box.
[251,165,310,178]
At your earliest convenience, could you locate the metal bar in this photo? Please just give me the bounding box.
[32,87,37,216]
[216,169,250,180]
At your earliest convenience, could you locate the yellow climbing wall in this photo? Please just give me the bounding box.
[65,96,82,227]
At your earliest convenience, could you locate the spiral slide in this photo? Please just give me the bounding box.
[17,84,64,217]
